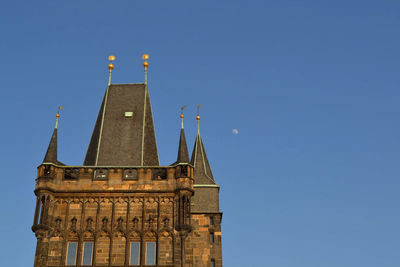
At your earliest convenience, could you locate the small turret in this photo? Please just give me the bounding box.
[190,107,215,184]
[177,106,189,164]
[43,107,63,164]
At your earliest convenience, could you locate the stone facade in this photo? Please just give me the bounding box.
[32,156,222,267]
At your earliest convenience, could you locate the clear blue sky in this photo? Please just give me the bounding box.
[1,1,399,266]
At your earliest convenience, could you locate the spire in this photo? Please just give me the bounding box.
[190,106,215,184]
[107,55,115,86]
[43,106,63,164]
[177,106,189,164]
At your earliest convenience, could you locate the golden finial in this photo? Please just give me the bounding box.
[180,106,187,128]
[142,54,149,84]
[196,104,202,133]
[196,104,202,121]
[55,106,63,129]
[108,55,116,86]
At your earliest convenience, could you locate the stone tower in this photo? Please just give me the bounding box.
[32,57,223,267]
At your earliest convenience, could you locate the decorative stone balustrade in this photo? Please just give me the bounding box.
[37,163,193,181]
[35,163,194,194]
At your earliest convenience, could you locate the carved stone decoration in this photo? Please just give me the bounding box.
[132,217,139,229]
[162,217,169,228]
[101,217,108,231]
[70,217,77,230]
[116,217,124,230]
[147,216,154,229]
[86,217,93,230]
[55,217,62,230]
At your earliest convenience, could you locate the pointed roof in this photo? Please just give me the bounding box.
[177,128,189,164]
[43,128,58,164]
[43,114,64,165]
[191,129,216,184]
[84,84,159,166]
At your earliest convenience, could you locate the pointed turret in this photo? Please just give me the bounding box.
[43,129,57,163]
[43,107,63,164]
[190,112,216,184]
[177,107,189,164]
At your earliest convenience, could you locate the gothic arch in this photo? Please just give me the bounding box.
[82,230,94,241]
[66,230,79,241]
[128,230,141,240]
[143,229,157,240]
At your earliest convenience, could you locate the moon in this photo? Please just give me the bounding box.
[232,129,239,135]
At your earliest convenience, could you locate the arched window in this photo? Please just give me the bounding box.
[66,231,79,266]
[143,231,156,265]
[129,231,141,266]
[82,231,94,266]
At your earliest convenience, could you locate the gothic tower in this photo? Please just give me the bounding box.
[32,55,223,267]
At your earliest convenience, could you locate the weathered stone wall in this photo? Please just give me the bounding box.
[32,164,222,266]
[187,214,223,267]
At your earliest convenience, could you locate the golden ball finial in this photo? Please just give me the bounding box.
[196,115,200,120]
[180,114,184,119]
[108,55,115,71]
[142,54,149,70]
[56,113,60,118]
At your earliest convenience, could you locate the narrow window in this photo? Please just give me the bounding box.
[37,200,42,224]
[211,259,216,267]
[82,242,93,266]
[130,242,140,265]
[210,233,215,243]
[210,216,214,225]
[145,242,156,265]
[39,196,45,224]
[66,242,78,265]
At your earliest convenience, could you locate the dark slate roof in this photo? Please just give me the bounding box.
[177,128,189,163]
[43,127,64,165]
[43,128,58,163]
[190,131,216,184]
[84,84,159,166]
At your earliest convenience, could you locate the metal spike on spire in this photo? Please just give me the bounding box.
[142,54,149,85]
[55,106,63,129]
[108,55,116,86]
[196,104,202,133]
[180,106,187,129]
